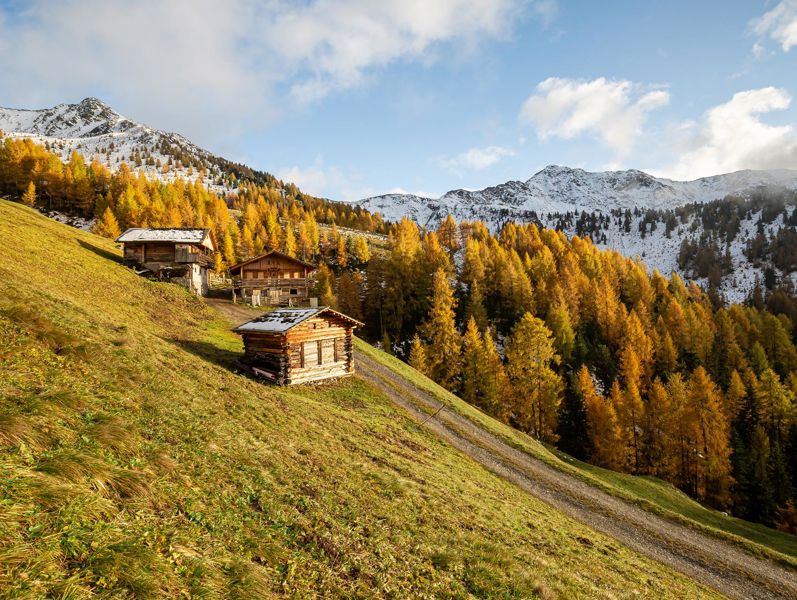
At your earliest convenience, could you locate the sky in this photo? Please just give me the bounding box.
[1,0,797,201]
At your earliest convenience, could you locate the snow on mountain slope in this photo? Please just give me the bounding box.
[0,98,235,192]
[357,166,797,303]
[357,165,797,228]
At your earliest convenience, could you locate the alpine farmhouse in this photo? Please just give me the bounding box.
[116,228,217,296]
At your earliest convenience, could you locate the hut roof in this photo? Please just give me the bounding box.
[116,228,216,250]
[234,307,363,333]
[229,250,317,273]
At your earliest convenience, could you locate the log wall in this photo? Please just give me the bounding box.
[240,315,355,385]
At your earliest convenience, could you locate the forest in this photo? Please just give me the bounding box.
[1,131,796,531]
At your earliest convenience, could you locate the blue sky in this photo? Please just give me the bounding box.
[1,0,796,200]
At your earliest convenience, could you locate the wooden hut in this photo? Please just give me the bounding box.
[234,307,363,385]
[116,228,217,296]
[229,251,317,306]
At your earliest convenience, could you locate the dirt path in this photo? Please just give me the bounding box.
[205,297,264,327]
[354,351,797,600]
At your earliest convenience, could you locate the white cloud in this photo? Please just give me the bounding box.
[437,145,515,173]
[519,77,670,160]
[0,0,536,145]
[277,159,375,201]
[655,87,797,180]
[751,0,797,52]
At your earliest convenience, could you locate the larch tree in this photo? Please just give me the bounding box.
[336,235,348,268]
[579,366,623,469]
[687,367,732,508]
[21,181,36,206]
[482,329,511,421]
[408,333,429,377]
[92,206,121,239]
[618,346,646,472]
[313,264,337,308]
[645,379,675,478]
[505,312,563,442]
[283,226,297,257]
[461,317,487,409]
[420,268,461,391]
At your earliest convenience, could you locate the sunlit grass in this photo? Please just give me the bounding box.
[0,200,722,598]
[354,337,797,567]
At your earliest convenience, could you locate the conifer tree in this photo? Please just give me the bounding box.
[505,312,563,442]
[579,366,623,469]
[482,329,512,421]
[337,235,349,268]
[408,334,429,376]
[546,300,576,361]
[222,230,236,266]
[92,206,121,239]
[421,268,461,391]
[313,264,337,308]
[687,367,732,507]
[353,235,370,264]
[461,317,486,408]
[21,181,36,206]
[283,226,297,257]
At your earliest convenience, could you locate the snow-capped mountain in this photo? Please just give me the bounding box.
[358,166,797,303]
[0,98,256,192]
[357,165,797,229]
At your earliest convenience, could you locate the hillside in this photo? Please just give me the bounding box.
[0,199,734,598]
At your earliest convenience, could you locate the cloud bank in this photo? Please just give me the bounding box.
[657,87,797,181]
[519,77,670,161]
[0,0,532,148]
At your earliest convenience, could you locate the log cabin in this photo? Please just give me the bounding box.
[234,306,363,385]
[116,228,217,296]
[229,251,317,306]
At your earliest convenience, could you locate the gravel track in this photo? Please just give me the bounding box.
[354,352,797,600]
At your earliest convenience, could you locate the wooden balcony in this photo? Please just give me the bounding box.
[233,276,311,289]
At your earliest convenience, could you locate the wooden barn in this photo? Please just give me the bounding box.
[229,251,317,306]
[234,307,363,385]
[116,228,217,296]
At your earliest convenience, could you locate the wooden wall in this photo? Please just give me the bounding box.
[240,314,355,385]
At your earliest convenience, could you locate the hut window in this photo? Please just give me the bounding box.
[302,341,319,367]
[290,288,298,295]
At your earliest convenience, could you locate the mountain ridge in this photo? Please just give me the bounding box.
[357,164,797,228]
[0,97,276,192]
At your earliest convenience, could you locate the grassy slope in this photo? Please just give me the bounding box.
[355,341,797,567]
[0,200,719,599]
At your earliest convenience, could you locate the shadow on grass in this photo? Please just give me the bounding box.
[169,338,244,371]
[78,240,123,264]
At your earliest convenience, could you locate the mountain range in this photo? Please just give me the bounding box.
[3,97,797,302]
[356,165,797,229]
